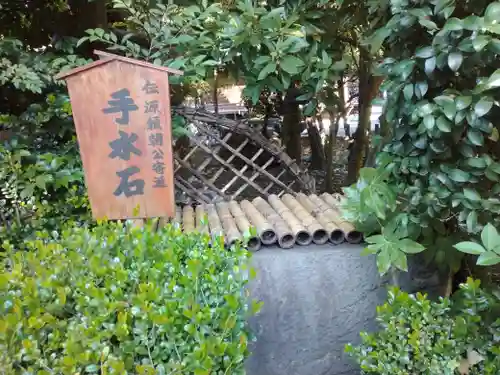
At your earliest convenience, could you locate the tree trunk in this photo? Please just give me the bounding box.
[307,121,325,170]
[346,47,373,186]
[324,109,340,192]
[316,115,325,133]
[282,88,302,164]
[213,69,219,116]
[67,0,108,57]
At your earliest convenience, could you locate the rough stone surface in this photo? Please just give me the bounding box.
[246,245,386,375]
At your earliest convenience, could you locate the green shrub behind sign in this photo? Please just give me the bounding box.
[345,279,500,375]
[0,221,260,374]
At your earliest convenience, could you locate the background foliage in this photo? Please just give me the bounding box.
[341,0,500,280]
[0,37,91,248]
[346,278,500,375]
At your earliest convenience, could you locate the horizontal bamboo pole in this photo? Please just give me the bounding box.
[296,193,345,244]
[206,203,224,244]
[268,194,312,246]
[195,204,209,234]
[253,197,295,249]
[281,194,329,245]
[182,205,195,233]
[216,201,241,246]
[240,200,277,245]
[228,200,261,251]
[320,193,363,244]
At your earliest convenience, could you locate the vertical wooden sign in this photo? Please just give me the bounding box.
[55,51,183,220]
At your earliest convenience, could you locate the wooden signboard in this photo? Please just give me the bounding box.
[55,50,183,220]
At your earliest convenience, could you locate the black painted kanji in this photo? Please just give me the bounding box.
[152,149,164,160]
[114,166,145,197]
[145,100,159,114]
[142,80,159,94]
[109,131,142,161]
[153,175,167,188]
[102,88,139,125]
[152,161,166,175]
[148,133,163,147]
[147,116,161,130]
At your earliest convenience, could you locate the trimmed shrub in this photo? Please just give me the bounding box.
[0,221,259,374]
[345,279,500,375]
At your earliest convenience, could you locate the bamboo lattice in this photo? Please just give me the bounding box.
[173,107,315,204]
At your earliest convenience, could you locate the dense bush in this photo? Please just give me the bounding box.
[346,278,500,375]
[0,221,259,374]
[341,0,500,275]
[0,37,91,247]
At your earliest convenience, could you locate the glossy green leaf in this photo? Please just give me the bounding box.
[376,249,391,275]
[416,81,428,98]
[481,223,500,252]
[466,157,486,168]
[403,84,414,100]
[467,130,484,146]
[484,69,500,91]
[257,62,277,80]
[466,211,478,233]
[254,56,271,66]
[443,17,463,31]
[455,96,472,111]
[279,55,304,75]
[423,115,435,130]
[476,251,500,266]
[473,35,491,51]
[447,52,463,72]
[415,46,434,58]
[425,56,436,75]
[463,188,481,201]
[366,234,385,244]
[419,19,438,30]
[436,116,452,132]
[392,251,408,272]
[463,15,483,30]
[474,97,494,117]
[399,238,425,254]
[448,169,470,182]
[453,241,486,255]
[485,2,500,25]
[489,162,500,174]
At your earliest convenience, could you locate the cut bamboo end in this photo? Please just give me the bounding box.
[227,200,261,250]
[295,230,313,246]
[216,201,241,246]
[241,199,277,245]
[246,236,262,251]
[311,227,329,245]
[330,229,346,245]
[278,233,296,249]
[346,230,363,244]
[296,193,345,244]
[253,197,296,249]
[320,193,355,229]
[269,194,312,246]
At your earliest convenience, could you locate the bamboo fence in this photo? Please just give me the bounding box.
[152,194,361,249]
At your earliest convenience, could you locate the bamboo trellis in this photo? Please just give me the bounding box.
[173,107,315,204]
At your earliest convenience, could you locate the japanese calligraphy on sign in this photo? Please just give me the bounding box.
[55,51,183,220]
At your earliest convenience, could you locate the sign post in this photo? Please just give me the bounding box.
[55,50,183,220]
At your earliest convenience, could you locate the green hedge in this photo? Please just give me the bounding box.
[0,221,259,374]
[346,279,500,375]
